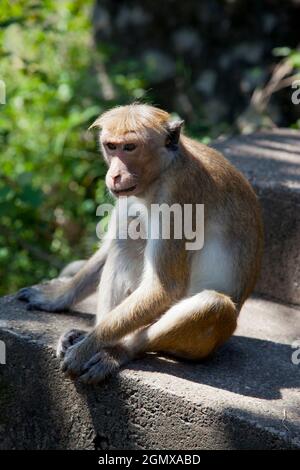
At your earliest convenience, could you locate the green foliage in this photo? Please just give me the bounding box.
[2,1,295,296]
[0,1,147,295]
[273,46,300,68]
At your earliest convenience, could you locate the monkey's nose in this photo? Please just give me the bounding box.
[111,174,121,185]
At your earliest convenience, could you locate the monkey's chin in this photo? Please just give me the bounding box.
[111,184,138,197]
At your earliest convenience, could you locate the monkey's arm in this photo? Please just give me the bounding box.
[17,241,109,311]
[61,239,189,375]
[97,239,189,340]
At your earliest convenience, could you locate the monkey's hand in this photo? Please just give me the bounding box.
[60,332,129,384]
[17,279,72,312]
[56,328,88,359]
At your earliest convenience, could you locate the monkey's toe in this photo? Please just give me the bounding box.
[78,351,119,385]
[17,283,68,312]
[61,342,87,377]
[26,301,45,311]
[17,286,49,310]
[61,357,83,378]
[25,299,58,312]
[56,329,87,358]
[17,287,37,301]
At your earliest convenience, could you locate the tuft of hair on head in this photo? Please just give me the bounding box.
[89,103,172,142]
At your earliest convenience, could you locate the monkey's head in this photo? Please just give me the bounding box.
[90,104,184,197]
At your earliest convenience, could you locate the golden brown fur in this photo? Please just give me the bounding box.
[18,103,263,384]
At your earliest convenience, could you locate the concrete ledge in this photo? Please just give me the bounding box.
[0,294,299,449]
[213,129,300,305]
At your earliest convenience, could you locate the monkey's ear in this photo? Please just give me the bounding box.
[88,116,102,131]
[165,120,184,149]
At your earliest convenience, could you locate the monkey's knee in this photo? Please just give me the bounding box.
[142,290,237,361]
[187,295,237,360]
[202,290,237,344]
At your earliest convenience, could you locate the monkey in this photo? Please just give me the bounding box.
[17,103,263,384]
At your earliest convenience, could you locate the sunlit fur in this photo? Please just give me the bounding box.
[90,103,170,141]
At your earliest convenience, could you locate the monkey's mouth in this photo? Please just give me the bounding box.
[113,184,138,196]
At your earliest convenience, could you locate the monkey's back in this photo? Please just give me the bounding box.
[178,135,263,308]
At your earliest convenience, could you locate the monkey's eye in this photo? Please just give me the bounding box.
[106,143,117,150]
[123,143,136,152]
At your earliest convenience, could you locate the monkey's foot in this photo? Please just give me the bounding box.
[16,282,69,312]
[56,329,87,359]
[61,339,129,385]
[78,348,127,385]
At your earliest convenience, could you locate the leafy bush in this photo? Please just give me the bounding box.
[0,0,148,294]
[1,1,298,296]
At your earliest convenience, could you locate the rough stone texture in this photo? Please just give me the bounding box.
[0,294,299,449]
[213,129,300,305]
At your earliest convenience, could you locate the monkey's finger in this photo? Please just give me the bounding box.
[61,359,81,378]
[78,352,119,384]
[82,351,106,370]
[26,299,64,313]
[78,361,114,385]
[56,329,87,358]
[61,349,85,377]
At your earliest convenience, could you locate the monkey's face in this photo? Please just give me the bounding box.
[100,129,164,198]
[95,104,184,198]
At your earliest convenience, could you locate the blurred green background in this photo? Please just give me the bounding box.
[0,0,300,295]
[0,0,120,295]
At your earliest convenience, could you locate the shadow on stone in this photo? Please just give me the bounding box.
[129,335,299,400]
[0,328,298,449]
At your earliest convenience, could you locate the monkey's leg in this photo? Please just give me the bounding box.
[67,290,237,384]
[17,243,109,312]
[59,260,87,278]
[126,290,237,360]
